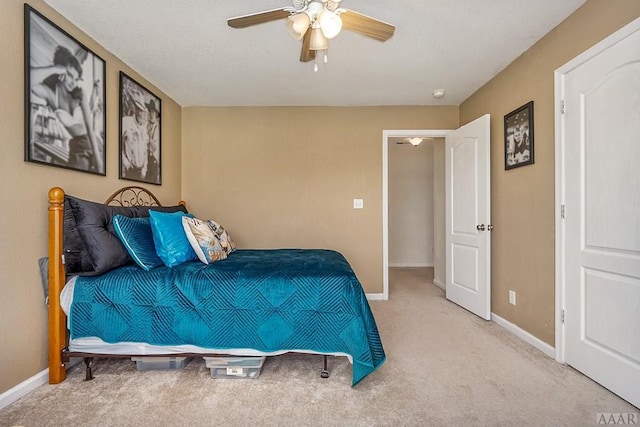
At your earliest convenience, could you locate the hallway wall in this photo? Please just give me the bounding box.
[388,141,434,267]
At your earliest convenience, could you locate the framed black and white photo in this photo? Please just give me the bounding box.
[24,5,106,175]
[504,101,534,170]
[119,72,161,185]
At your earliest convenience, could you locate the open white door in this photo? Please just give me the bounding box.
[557,17,640,408]
[445,114,491,320]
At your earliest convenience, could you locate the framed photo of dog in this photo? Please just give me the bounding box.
[119,72,162,185]
[504,101,534,170]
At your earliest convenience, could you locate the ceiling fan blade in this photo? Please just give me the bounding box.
[228,8,291,28]
[339,10,395,42]
[299,30,316,62]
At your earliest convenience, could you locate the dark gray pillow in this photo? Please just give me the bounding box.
[63,199,95,274]
[64,195,187,276]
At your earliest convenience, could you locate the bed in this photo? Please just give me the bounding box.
[47,186,386,386]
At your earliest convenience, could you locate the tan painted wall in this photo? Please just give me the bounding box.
[181,107,459,294]
[460,0,640,345]
[0,0,182,394]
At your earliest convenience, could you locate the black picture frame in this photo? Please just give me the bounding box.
[24,5,106,175]
[504,101,534,170]
[118,72,161,185]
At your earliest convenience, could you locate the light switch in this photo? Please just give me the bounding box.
[353,199,364,209]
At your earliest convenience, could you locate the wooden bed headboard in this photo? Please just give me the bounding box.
[47,186,184,383]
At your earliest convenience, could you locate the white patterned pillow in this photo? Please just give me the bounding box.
[182,217,235,264]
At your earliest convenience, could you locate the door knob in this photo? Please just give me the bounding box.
[476,224,485,231]
[487,224,494,231]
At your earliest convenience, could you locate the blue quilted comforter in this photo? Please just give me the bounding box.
[70,249,386,385]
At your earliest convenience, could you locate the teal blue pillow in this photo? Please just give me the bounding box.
[112,215,164,271]
[149,210,197,267]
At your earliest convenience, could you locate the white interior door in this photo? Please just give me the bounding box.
[445,114,491,320]
[558,17,640,407]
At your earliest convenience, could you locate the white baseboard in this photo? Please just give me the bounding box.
[432,279,445,290]
[366,293,386,300]
[491,313,555,359]
[0,368,49,411]
[0,358,82,411]
[389,263,434,268]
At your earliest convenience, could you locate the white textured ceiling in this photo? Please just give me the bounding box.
[41,0,586,107]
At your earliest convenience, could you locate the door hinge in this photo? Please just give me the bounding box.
[561,309,565,324]
[560,100,565,114]
[561,205,565,219]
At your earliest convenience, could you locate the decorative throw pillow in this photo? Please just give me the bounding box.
[64,195,188,275]
[210,219,236,255]
[182,217,229,264]
[65,195,142,275]
[149,210,197,267]
[112,215,164,271]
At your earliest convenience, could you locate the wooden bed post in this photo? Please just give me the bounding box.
[48,187,66,384]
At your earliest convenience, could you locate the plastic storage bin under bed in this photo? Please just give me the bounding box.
[131,356,192,371]
[204,356,266,379]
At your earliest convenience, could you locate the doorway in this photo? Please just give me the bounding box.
[382,130,451,300]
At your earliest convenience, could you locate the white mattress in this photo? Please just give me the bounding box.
[61,276,351,362]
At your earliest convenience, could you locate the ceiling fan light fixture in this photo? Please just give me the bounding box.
[228,0,395,64]
[287,13,311,40]
[309,27,328,50]
[318,9,342,39]
[409,137,423,146]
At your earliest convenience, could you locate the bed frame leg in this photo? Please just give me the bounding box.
[84,357,94,381]
[320,355,330,379]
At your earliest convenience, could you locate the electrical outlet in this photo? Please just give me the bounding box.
[353,199,364,209]
[509,290,517,305]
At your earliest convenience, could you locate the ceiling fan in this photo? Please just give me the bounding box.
[227,0,395,67]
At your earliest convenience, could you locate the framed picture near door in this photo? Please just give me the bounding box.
[24,4,106,175]
[118,72,162,185]
[504,101,534,170]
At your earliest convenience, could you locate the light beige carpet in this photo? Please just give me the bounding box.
[1,268,637,426]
